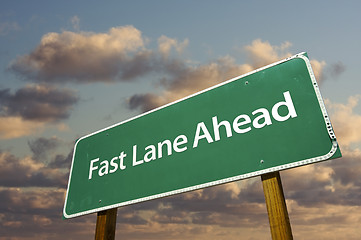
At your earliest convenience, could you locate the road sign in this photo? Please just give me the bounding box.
[63,53,341,219]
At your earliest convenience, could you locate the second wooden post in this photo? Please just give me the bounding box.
[261,171,293,240]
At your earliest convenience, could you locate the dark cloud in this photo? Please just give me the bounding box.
[327,61,346,79]
[48,151,73,169]
[119,50,155,81]
[331,157,361,186]
[0,84,78,122]
[128,93,165,113]
[0,150,68,188]
[281,149,361,207]
[0,187,63,215]
[0,187,95,239]
[28,136,61,161]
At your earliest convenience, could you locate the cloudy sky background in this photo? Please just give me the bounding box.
[1,1,361,239]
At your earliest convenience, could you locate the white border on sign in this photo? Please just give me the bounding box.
[63,53,339,219]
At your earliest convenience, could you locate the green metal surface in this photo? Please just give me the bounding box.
[64,53,341,218]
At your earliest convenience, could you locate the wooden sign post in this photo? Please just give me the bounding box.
[262,171,293,240]
[95,208,117,240]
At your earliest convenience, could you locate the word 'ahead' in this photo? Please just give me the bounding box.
[64,53,341,219]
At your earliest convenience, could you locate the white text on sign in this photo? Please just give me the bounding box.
[88,91,297,180]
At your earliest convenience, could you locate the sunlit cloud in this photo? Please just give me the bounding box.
[310,59,326,84]
[0,116,45,139]
[158,35,189,58]
[244,39,292,68]
[9,25,149,82]
[325,95,361,147]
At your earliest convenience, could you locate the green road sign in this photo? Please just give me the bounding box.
[63,53,341,218]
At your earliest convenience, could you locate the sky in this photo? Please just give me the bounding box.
[0,0,361,239]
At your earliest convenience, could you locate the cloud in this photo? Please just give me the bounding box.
[324,61,346,80]
[325,95,361,147]
[325,149,361,206]
[329,61,346,78]
[158,35,189,58]
[0,84,77,139]
[287,201,361,240]
[309,59,326,84]
[48,151,73,169]
[0,116,69,140]
[128,56,254,112]
[8,25,328,95]
[128,39,296,112]
[28,136,61,161]
[242,39,327,83]
[0,84,78,122]
[0,187,64,214]
[135,180,268,228]
[0,116,45,139]
[244,39,292,68]
[127,38,331,113]
[0,187,96,239]
[310,60,345,85]
[282,164,336,206]
[128,93,167,113]
[0,150,68,188]
[9,26,149,82]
